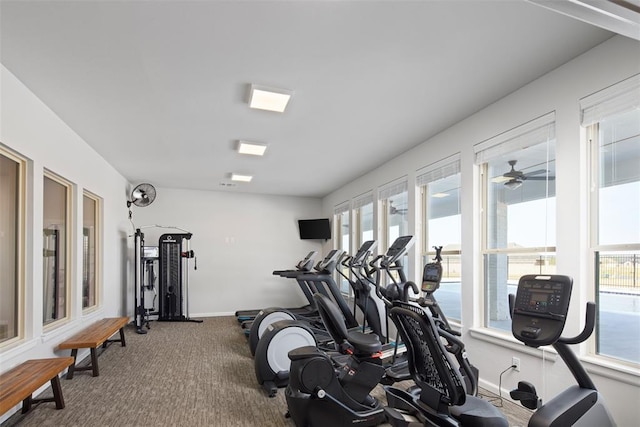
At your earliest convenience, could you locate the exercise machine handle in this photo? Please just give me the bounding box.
[403,281,419,302]
[558,302,596,345]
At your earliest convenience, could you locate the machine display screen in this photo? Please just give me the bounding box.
[421,263,442,292]
[516,279,568,316]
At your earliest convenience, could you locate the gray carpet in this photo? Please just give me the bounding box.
[2,317,531,426]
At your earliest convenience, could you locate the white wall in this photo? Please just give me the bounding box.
[322,35,640,426]
[130,187,324,316]
[0,64,131,421]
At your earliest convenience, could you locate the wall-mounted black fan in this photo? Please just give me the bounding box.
[127,183,156,208]
[502,160,555,189]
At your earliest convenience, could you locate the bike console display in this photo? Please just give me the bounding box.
[512,275,572,347]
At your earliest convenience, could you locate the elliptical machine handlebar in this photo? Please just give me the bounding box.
[340,253,352,268]
[369,255,393,308]
[402,281,419,302]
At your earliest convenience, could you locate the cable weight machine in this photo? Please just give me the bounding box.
[157,233,200,323]
[134,229,201,334]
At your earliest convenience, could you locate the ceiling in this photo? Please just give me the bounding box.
[0,1,618,198]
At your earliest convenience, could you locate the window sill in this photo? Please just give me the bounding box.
[82,305,102,320]
[580,356,640,386]
[41,319,77,343]
[81,307,104,320]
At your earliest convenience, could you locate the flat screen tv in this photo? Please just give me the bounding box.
[298,218,331,240]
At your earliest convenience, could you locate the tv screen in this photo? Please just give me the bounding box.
[298,218,331,240]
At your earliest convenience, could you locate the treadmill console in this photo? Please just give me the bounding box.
[296,251,317,271]
[512,275,572,347]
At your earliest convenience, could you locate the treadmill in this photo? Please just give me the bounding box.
[235,251,319,325]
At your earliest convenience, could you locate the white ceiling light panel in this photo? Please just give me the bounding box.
[238,140,268,156]
[231,173,253,182]
[249,84,293,112]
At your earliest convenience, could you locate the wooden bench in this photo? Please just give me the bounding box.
[0,357,75,416]
[58,317,129,379]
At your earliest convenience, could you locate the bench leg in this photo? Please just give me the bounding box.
[50,374,66,409]
[66,347,99,378]
[119,326,126,347]
[66,349,78,380]
[23,375,66,412]
[21,395,33,414]
[104,327,127,348]
[91,347,99,377]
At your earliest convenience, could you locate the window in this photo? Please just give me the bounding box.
[379,179,409,251]
[418,156,462,322]
[83,191,101,311]
[476,113,556,332]
[43,172,72,326]
[0,147,25,344]
[582,74,640,364]
[354,192,374,248]
[379,179,409,281]
[334,202,351,295]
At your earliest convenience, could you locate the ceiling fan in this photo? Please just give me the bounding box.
[502,160,555,190]
[127,183,157,208]
[389,200,408,215]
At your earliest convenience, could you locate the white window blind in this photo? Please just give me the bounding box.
[353,192,373,209]
[334,201,350,215]
[580,74,640,127]
[474,112,556,164]
[416,155,461,187]
[378,178,408,200]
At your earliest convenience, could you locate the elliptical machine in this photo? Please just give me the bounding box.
[412,246,479,395]
[285,292,387,427]
[336,240,388,342]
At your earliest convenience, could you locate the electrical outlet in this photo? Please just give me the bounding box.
[512,356,521,372]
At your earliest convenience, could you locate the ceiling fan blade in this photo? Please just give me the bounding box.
[526,176,556,180]
[503,172,522,179]
[524,169,548,177]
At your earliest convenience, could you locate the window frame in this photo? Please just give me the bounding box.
[353,193,374,250]
[334,202,351,297]
[418,156,462,323]
[586,120,640,365]
[82,190,102,313]
[42,170,73,329]
[378,178,408,254]
[0,145,26,348]
[476,114,557,332]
